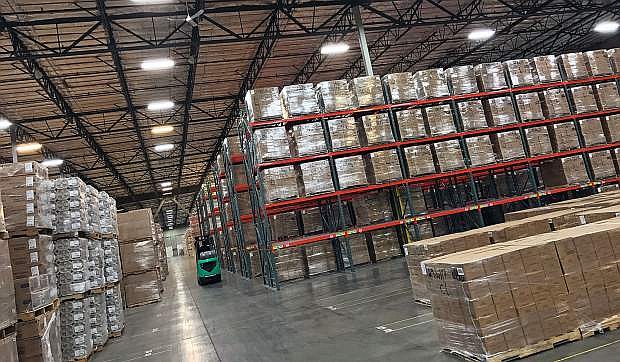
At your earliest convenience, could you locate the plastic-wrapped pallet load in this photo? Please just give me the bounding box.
[446,65,478,95]
[328,117,360,150]
[123,271,161,308]
[404,145,436,176]
[559,52,590,79]
[594,82,620,110]
[270,212,299,241]
[119,239,158,275]
[352,191,393,226]
[541,88,571,118]
[315,79,357,112]
[87,293,108,349]
[352,75,384,107]
[273,246,304,282]
[55,238,89,297]
[291,121,327,156]
[335,156,368,189]
[60,299,93,360]
[396,109,427,139]
[0,235,15,330]
[457,100,487,130]
[515,92,544,121]
[382,72,417,103]
[540,155,589,186]
[245,87,283,121]
[105,284,125,336]
[579,118,607,146]
[548,122,580,151]
[16,309,62,361]
[434,140,465,172]
[300,208,322,234]
[368,149,402,183]
[485,96,517,126]
[306,241,336,276]
[370,228,400,261]
[609,48,620,72]
[343,234,370,266]
[525,126,553,156]
[532,55,562,83]
[475,62,508,91]
[99,192,117,236]
[602,114,620,142]
[253,127,290,161]
[86,185,100,235]
[261,165,299,202]
[281,84,320,118]
[102,237,121,284]
[300,160,334,196]
[465,135,496,167]
[589,150,616,180]
[504,59,536,86]
[569,85,598,114]
[585,49,613,75]
[492,130,525,161]
[54,177,89,234]
[413,68,450,99]
[425,104,456,136]
[87,238,105,290]
[361,113,394,145]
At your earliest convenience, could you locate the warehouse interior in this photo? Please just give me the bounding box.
[1,0,620,361]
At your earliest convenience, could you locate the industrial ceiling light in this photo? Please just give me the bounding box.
[41,159,64,167]
[594,21,619,33]
[154,143,174,152]
[468,28,495,41]
[141,58,175,71]
[320,42,350,55]
[0,118,12,130]
[162,187,173,192]
[16,142,42,154]
[160,181,172,187]
[151,125,174,135]
[147,100,174,111]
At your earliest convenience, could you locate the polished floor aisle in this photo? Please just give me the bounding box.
[93,256,620,362]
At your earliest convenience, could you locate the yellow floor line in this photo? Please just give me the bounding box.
[554,338,620,361]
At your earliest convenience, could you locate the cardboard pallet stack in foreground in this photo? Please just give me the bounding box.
[0,194,18,362]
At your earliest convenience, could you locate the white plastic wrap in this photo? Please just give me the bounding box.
[413,68,450,99]
[434,140,465,172]
[300,160,334,196]
[542,88,571,118]
[589,150,616,180]
[292,122,327,156]
[382,72,417,103]
[281,84,320,117]
[328,117,361,150]
[87,293,108,348]
[579,118,607,146]
[504,59,535,86]
[475,62,508,91]
[446,65,478,95]
[594,82,620,110]
[585,49,613,76]
[362,113,394,145]
[425,104,456,136]
[253,127,291,161]
[86,185,100,234]
[87,238,105,290]
[245,87,283,121]
[525,126,552,156]
[261,166,298,202]
[458,100,488,130]
[559,52,590,80]
[105,284,125,334]
[352,75,385,107]
[335,156,368,189]
[315,79,357,112]
[570,85,599,114]
[397,109,427,139]
[609,48,620,73]
[54,237,90,296]
[515,92,544,121]
[369,149,402,183]
[465,135,496,167]
[60,299,93,360]
[485,96,517,126]
[549,122,580,151]
[98,192,118,236]
[532,55,562,83]
[493,130,525,160]
[54,177,90,234]
[102,237,121,284]
[404,145,436,176]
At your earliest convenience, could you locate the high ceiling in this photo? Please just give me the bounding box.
[0,0,618,227]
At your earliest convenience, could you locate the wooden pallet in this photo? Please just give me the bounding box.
[17,298,59,322]
[60,292,86,302]
[443,329,581,362]
[100,233,116,239]
[53,231,99,240]
[126,298,160,309]
[0,231,9,239]
[90,287,105,294]
[110,326,125,338]
[69,351,93,362]
[11,228,53,237]
[580,315,620,338]
[0,323,16,339]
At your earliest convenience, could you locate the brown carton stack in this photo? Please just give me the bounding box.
[532,55,562,83]
[540,155,589,187]
[245,87,283,121]
[579,118,607,146]
[345,234,370,265]
[361,113,394,145]
[291,121,327,156]
[315,79,357,112]
[306,241,336,275]
[300,160,334,196]
[425,104,456,136]
[515,93,544,121]
[541,88,571,118]
[559,52,590,79]
[549,122,580,151]
[396,109,427,139]
[0,332,18,362]
[475,62,508,91]
[260,165,299,202]
[504,59,536,86]
[382,72,417,103]
[367,149,402,183]
[602,114,620,142]
[589,150,616,180]
[413,68,450,99]
[0,234,16,331]
[492,131,525,161]
[609,48,620,72]
[434,140,465,172]
[335,156,368,189]
[524,126,552,156]
[352,75,384,107]
[485,96,517,126]
[446,65,479,95]
[273,246,304,282]
[576,205,620,224]
[352,191,393,226]
[584,50,613,76]
[465,135,496,167]
[118,209,161,308]
[328,117,361,150]
[16,309,62,362]
[370,228,400,261]
[403,145,436,176]
[594,82,620,110]
[457,100,487,130]
[570,85,598,114]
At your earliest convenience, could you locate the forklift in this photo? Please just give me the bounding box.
[195,236,222,285]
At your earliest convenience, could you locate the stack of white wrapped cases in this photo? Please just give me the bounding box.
[87,293,108,350]
[59,299,93,360]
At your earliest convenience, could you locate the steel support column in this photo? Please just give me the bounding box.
[352,6,373,76]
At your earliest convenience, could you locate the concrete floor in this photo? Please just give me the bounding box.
[93,256,620,362]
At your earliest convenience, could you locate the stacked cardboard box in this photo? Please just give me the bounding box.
[370,228,400,261]
[352,75,384,107]
[335,156,368,189]
[465,135,496,167]
[446,65,478,95]
[281,84,320,118]
[425,104,456,136]
[261,165,299,202]
[328,117,360,150]
[458,100,487,130]
[532,55,563,83]
[540,155,589,186]
[315,79,357,112]
[245,87,283,121]
[570,85,598,114]
[504,191,620,221]
[559,52,590,79]
[434,140,465,172]
[404,145,436,176]
[475,62,508,91]
[253,127,290,161]
[492,131,525,161]
[515,93,544,121]
[413,68,450,99]
[580,118,607,146]
[291,121,326,156]
[603,114,620,142]
[549,122,580,151]
[16,309,62,362]
[301,208,322,234]
[352,191,393,226]
[154,223,168,280]
[273,247,304,282]
[396,109,427,139]
[541,88,571,118]
[0,332,17,362]
[609,48,620,72]
[576,204,620,224]
[300,160,334,196]
[589,150,616,180]
[368,149,402,183]
[504,59,536,86]
[525,126,552,156]
[594,82,620,110]
[485,96,517,126]
[270,212,299,241]
[118,209,161,308]
[585,49,613,76]
[361,113,394,145]
[343,234,370,266]
[0,229,15,332]
[306,241,336,275]
[382,72,417,103]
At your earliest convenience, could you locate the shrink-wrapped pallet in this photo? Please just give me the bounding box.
[446,65,478,95]
[570,85,598,114]
[102,237,121,284]
[87,293,108,349]
[245,87,283,121]
[609,48,620,73]
[485,96,517,126]
[382,72,417,103]
[0,333,17,362]
[413,68,450,99]
[300,160,334,196]
[370,228,400,261]
[559,52,590,79]
[524,126,552,156]
[16,309,62,361]
[541,88,571,118]
[396,109,427,139]
[434,140,464,172]
[292,121,327,156]
[328,117,360,150]
[585,49,613,76]
[335,156,367,189]
[532,55,562,83]
[273,247,304,281]
[99,192,117,236]
[60,299,93,360]
[540,155,588,186]
[589,150,616,180]
[475,62,508,91]
[404,145,436,176]
[119,238,157,275]
[352,191,392,226]
[54,177,90,234]
[281,84,320,117]
[55,237,89,296]
[457,100,487,130]
[260,165,299,202]
[492,130,525,161]
[344,234,370,265]
[300,207,322,235]
[579,118,607,146]
[602,114,620,142]
[362,113,394,145]
[368,149,402,183]
[271,212,300,241]
[123,270,161,307]
[253,127,290,161]
[548,122,580,151]
[425,104,456,136]
[465,135,496,167]
[306,241,336,276]
[227,134,242,155]
[352,75,384,107]
[515,92,544,121]
[504,59,535,86]
[315,79,357,112]
[0,239,15,330]
[594,82,620,110]
[86,185,100,234]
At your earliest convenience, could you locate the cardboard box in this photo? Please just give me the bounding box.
[382,72,417,103]
[404,144,436,176]
[301,208,322,235]
[559,52,590,80]
[315,79,357,112]
[492,130,525,161]
[59,299,93,359]
[525,126,552,156]
[504,59,536,86]
[274,246,305,281]
[548,122,580,152]
[361,113,394,145]
[16,309,62,362]
[352,75,384,107]
[580,118,607,146]
[306,241,336,275]
[292,121,327,156]
[541,88,571,118]
[484,96,517,126]
[413,68,450,99]
[352,191,393,226]
[335,156,368,189]
[516,92,544,121]
[328,117,361,150]
[280,84,320,118]
[344,234,371,265]
[105,284,125,334]
[245,87,283,121]
[602,114,620,143]
[570,85,598,114]
[465,135,496,167]
[434,140,465,172]
[370,228,400,261]
[261,165,299,202]
[532,55,562,83]
[0,333,18,362]
[367,149,402,183]
[300,160,334,196]
[585,50,613,76]
[576,205,620,224]
[594,82,620,110]
[123,270,161,307]
[458,100,488,130]
[475,62,508,91]
[589,150,616,180]
[609,48,620,73]
[396,109,427,139]
[271,212,299,241]
[0,239,15,330]
[253,126,291,161]
[120,239,158,275]
[425,104,456,136]
[540,156,589,187]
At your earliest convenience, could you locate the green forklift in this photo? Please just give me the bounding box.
[195,236,222,285]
